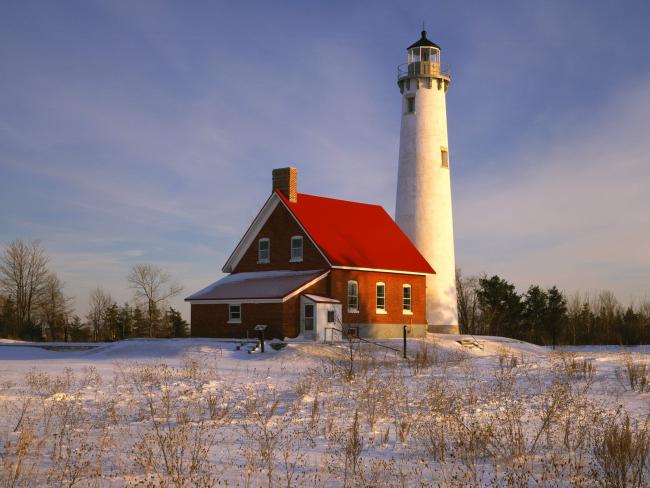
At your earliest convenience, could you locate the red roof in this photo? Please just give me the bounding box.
[276,190,434,274]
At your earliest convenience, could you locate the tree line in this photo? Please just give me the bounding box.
[0,240,188,341]
[457,270,650,346]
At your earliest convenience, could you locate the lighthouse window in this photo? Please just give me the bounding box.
[441,148,449,168]
[407,97,415,113]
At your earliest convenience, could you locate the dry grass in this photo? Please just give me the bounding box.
[0,344,647,486]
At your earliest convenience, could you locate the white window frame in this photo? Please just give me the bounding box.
[228,304,241,324]
[376,282,387,314]
[403,284,413,315]
[290,235,303,262]
[257,238,270,263]
[347,280,359,313]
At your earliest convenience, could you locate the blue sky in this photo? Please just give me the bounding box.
[1,0,650,318]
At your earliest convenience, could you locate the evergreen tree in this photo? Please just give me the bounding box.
[522,285,548,344]
[477,275,523,338]
[116,303,133,339]
[545,286,567,349]
[132,307,147,337]
[166,308,189,338]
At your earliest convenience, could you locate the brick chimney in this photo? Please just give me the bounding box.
[272,167,298,203]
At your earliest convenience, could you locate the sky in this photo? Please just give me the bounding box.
[1,0,650,319]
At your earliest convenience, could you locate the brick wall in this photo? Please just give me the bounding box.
[190,273,330,339]
[272,167,297,202]
[328,269,426,326]
[233,202,328,273]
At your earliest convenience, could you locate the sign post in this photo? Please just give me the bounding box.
[254,324,268,353]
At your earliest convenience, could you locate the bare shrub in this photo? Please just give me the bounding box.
[554,352,596,382]
[617,354,650,392]
[592,415,650,487]
[123,362,222,487]
[0,420,43,487]
[327,410,365,486]
[239,384,292,487]
[408,340,437,375]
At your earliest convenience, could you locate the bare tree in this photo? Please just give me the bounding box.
[456,268,480,335]
[127,264,183,337]
[0,240,49,337]
[38,273,74,341]
[87,287,113,342]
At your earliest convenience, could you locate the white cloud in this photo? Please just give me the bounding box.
[455,77,650,301]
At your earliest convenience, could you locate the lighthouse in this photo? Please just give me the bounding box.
[395,30,459,334]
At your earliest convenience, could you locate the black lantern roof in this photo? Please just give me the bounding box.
[407,30,441,51]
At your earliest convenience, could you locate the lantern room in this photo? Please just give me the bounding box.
[397,30,450,83]
[407,30,441,64]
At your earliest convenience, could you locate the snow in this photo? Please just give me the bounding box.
[1,335,650,485]
[303,293,341,303]
[186,269,327,300]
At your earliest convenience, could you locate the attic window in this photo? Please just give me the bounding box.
[407,96,415,113]
[258,238,270,263]
[441,147,449,168]
[290,236,303,262]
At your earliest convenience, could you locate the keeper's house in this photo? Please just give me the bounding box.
[186,168,434,340]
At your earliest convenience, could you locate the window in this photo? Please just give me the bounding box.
[304,304,314,331]
[347,281,359,312]
[258,238,270,263]
[441,147,449,168]
[407,96,415,113]
[376,282,386,313]
[228,304,241,324]
[290,236,303,262]
[327,310,335,323]
[403,285,412,313]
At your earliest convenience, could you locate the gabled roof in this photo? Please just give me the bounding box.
[186,269,328,302]
[276,191,435,274]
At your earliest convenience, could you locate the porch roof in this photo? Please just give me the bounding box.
[185,269,327,301]
[303,294,341,304]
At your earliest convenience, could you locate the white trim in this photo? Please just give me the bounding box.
[331,265,430,276]
[276,197,332,266]
[283,271,330,301]
[257,237,270,264]
[189,298,283,305]
[402,283,412,313]
[228,303,242,323]
[222,194,279,273]
[376,281,386,312]
[347,280,359,312]
[290,235,303,262]
[187,271,330,305]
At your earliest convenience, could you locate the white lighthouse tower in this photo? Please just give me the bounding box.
[395,30,459,333]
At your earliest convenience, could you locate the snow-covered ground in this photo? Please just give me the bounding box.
[1,335,649,486]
